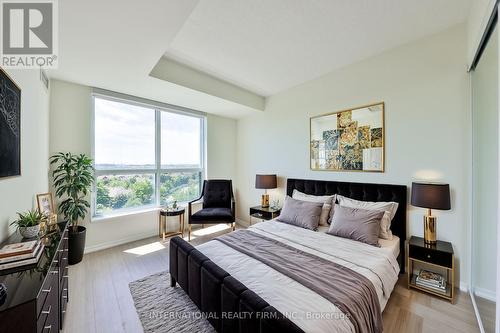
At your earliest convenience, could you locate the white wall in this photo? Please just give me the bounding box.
[49,79,237,252]
[0,69,50,242]
[235,24,470,287]
[207,113,237,181]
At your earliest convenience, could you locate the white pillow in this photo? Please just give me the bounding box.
[292,189,335,226]
[336,195,399,240]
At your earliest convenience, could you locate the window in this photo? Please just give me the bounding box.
[93,94,204,217]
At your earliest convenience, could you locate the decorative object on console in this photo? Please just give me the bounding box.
[36,193,55,215]
[9,210,45,238]
[255,174,277,208]
[0,67,21,179]
[310,102,384,172]
[50,152,94,265]
[36,192,57,226]
[0,240,44,271]
[411,182,451,244]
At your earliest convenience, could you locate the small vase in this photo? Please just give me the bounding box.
[18,225,40,238]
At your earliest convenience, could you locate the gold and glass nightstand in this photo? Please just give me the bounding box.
[249,206,280,225]
[407,236,455,303]
[159,208,185,240]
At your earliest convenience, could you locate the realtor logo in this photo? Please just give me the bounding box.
[0,0,58,68]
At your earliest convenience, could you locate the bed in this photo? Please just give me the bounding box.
[169,178,407,333]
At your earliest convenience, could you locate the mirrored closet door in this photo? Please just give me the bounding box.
[471,14,498,333]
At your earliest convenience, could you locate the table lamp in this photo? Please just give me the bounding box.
[255,174,277,208]
[411,182,451,244]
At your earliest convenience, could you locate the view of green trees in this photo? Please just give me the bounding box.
[95,172,200,215]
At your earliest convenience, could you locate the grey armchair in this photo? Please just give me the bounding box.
[187,179,236,241]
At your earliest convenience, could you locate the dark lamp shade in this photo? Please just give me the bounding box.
[411,182,451,210]
[255,174,277,189]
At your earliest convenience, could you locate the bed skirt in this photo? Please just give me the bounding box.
[169,236,303,333]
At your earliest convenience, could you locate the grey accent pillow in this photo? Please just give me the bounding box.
[276,196,323,230]
[291,189,335,226]
[336,195,398,240]
[327,205,384,246]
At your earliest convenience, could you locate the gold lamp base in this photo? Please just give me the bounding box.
[424,214,437,244]
[261,194,270,208]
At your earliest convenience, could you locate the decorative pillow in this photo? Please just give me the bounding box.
[327,205,384,247]
[292,189,335,226]
[336,195,399,240]
[276,196,323,230]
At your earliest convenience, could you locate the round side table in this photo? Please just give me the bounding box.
[159,208,185,240]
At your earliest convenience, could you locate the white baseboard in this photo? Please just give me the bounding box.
[460,281,468,292]
[473,287,496,302]
[85,221,244,254]
[236,218,250,228]
[84,230,157,254]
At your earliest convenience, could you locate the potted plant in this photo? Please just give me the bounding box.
[10,210,45,238]
[50,152,93,265]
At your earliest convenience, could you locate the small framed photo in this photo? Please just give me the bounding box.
[36,193,55,216]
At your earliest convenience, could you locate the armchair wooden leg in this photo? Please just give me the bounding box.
[189,224,192,242]
[202,224,204,229]
[232,222,235,231]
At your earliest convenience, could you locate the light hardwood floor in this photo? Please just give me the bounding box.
[63,225,480,333]
[475,296,495,333]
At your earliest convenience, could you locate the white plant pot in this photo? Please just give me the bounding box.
[19,225,40,238]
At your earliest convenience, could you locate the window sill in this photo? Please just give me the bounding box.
[91,207,161,223]
[91,201,202,223]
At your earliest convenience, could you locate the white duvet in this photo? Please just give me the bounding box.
[197,221,400,333]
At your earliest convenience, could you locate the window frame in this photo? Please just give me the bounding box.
[91,90,206,219]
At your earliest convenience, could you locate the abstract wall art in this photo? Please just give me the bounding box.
[310,102,384,172]
[0,67,21,178]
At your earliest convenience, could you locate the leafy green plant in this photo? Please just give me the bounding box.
[10,210,45,228]
[50,152,94,231]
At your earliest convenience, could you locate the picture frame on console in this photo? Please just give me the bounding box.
[36,192,55,216]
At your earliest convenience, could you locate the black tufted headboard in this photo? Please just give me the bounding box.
[287,178,407,273]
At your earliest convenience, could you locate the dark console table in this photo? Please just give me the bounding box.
[0,221,69,332]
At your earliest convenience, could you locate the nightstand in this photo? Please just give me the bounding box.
[407,236,455,303]
[249,206,281,225]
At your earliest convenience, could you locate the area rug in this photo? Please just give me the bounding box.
[129,271,215,333]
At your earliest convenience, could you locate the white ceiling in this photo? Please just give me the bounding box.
[49,0,263,118]
[50,0,472,118]
[165,0,472,96]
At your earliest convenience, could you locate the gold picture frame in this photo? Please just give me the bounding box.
[310,102,385,172]
[36,192,55,216]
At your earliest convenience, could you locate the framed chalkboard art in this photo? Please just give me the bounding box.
[0,67,21,178]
